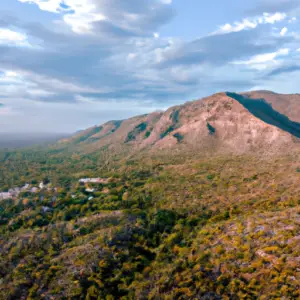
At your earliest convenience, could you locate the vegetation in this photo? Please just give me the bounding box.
[207,122,216,135]
[73,127,103,144]
[170,109,180,123]
[144,131,152,139]
[0,147,299,299]
[126,122,148,143]
[160,126,175,139]
[173,132,184,143]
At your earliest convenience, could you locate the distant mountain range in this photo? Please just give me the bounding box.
[59,91,300,155]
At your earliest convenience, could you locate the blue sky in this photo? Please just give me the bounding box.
[0,0,300,133]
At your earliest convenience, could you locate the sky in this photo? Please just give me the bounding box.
[0,0,300,133]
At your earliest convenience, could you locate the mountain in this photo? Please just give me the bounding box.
[59,91,300,154]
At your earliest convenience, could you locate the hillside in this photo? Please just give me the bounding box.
[59,91,300,155]
[242,91,300,123]
[0,90,300,299]
[0,150,299,299]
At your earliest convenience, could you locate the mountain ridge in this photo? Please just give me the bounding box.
[59,91,300,154]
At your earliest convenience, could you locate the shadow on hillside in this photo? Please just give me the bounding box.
[226,92,300,138]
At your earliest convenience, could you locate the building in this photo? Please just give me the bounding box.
[79,178,109,184]
[0,192,12,200]
[31,187,39,193]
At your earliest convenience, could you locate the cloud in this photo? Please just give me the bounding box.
[0,69,56,100]
[246,0,300,15]
[18,0,174,36]
[233,48,290,70]
[288,17,297,23]
[0,13,294,108]
[0,0,298,133]
[150,25,292,69]
[267,64,300,76]
[280,27,288,36]
[0,28,29,46]
[214,12,286,34]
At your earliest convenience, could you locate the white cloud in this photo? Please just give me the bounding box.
[262,12,286,24]
[280,27,288,36]
[215,12,287,34]
[62,1,106,34]
[3,1,297,133]
[127,53,137,61]
[0,28,29,46]
[19,0,106,34]
[233,48,290,70]
[0,68,111,101]
[218,19,257,34]
[19,0,172,35]
[5,71,18,78]
[28,72,111,94]
[0,70,26,87]
[288,17,297,23]
[0,70,54,99]
[19,0,173,11]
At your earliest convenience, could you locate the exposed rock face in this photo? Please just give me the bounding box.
[59,91,300,154]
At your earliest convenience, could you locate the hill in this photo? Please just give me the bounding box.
[59,91,300,155]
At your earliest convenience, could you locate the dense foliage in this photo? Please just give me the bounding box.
[0,148,299,299]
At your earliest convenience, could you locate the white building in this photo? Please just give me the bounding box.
[21,184,30,191]
[79,178,109,184]
[0,192,12,200]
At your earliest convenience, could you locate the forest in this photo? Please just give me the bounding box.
[0,147,299,299]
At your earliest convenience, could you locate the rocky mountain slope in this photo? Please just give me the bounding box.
[242,91,300,122]
[59,91,300,154]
